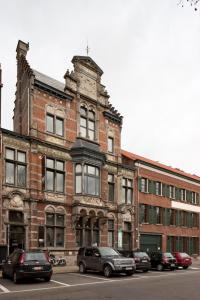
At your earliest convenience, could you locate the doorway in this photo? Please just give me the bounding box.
[9,225,25,254]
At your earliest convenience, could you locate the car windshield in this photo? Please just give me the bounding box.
[98,247,120,257]
[24,252,47,262]
[164,252,174,258]
[179,253,190,258]
[134,252,149,258]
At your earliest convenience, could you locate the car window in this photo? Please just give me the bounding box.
[92,249,100,257]
[24,252,47,262]
[98,247,119,256]
[134,252,148,258]
[163,252,174,258]
[85,249,93,256]
[179,253,190,258]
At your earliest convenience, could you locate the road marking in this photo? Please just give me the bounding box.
[0,284,10,293]
[190,267,199,270]
[69,273,111,281]
[50,279,70,286]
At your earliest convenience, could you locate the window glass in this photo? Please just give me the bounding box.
[56,173,64,193]
[47,114,54,133]
[46,227,54,247]
[76,175,82,193]
[56,118,64,136]
[6,149,14,160]
[88,129,95,140]
[108,137,114,153]
[46,170,54,191]
[56,228,64,247]
[88,165,95,175]
[88,120,95,130]
[80,117,87,127]
[76,164,82,173]
[56,214,64,226]
[17,151,26,163]
[46,158,54,169]
[6,162,15,184]
[46,213,54,226]
[80,106,87,116]
[56,161,64,171]
[80,126,87,137]
[88,110,95,119]
[17,165,26,186]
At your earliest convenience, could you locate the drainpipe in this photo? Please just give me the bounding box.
[135,162,140,249]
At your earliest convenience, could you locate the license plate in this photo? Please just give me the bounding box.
[33,266,42,270]
[126,267,132,270]
[142,260,147,262]
[171,264,175,267]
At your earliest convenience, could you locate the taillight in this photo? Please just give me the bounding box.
[19,253,25,264]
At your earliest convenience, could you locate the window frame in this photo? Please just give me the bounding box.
[80,106,96,141]
[108,136,114,154]
[75,163,100,196]
[5,148,27,187]
[45,212,65,248]
[45,157,65,193]
[122,177,133,204]
[46,113,64,137]
[108,174,115,202]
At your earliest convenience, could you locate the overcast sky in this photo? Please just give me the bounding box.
[0,0,200,175]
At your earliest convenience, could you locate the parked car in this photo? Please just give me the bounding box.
[149,252,176,271]
[119,250,151,272]
[2,249,53,283]
[77,246,136,277]
[172,252,192,269]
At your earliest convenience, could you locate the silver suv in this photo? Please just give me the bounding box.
[77,247,136,277]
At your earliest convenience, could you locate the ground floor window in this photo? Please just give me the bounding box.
[108,220,115,247]
[46,212,65,247]
[167,236,199,255]
[75,218,100,247]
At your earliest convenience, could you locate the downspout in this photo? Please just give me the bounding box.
[136,162,140,249]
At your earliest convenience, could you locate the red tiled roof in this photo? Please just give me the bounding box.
[122,149,200,182]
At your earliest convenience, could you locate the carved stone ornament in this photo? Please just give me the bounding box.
[74,196,103,207]
[118,204,134,215]
[10,194,23,209]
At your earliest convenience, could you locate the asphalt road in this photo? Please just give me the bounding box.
[0,268,200,300]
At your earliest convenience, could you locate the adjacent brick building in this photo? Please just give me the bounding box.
[0,41,199,264]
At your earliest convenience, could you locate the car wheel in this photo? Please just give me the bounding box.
[79,263,86,274]
[44,276,51,282]
[13,272,20,284]
[156,264,163,271]
[126,271,134,276]
[143,269,149,273]
[103,265,112,278]
[183,266,188,269]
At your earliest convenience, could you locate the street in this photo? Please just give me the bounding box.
[0,267,200,300]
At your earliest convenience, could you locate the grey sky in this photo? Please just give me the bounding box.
[0,0,200,175]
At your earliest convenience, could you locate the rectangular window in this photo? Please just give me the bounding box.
[155,181,162,196]
[122,178,133,204]
[108,174,115,202]
[123,222,132,251]
[46,114,64,136]
[169,186,175,199]
[5,148,26,187]
[156,207,162,224]
[84,165,99,196]
[45,158,65,193]
[139,204,149,223]
[46,213,65,248]
[180,189,186,201]
[141,178,148,193]
[108,137,114,153]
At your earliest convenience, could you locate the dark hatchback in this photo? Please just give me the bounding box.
[119,251,151,272]
[2,249,53,283]
[149,252,176,271]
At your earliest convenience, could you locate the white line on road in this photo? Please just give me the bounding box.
[0,284,10,293]
[50,279,70,286]
[69,273,111,281]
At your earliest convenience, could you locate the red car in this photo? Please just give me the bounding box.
[173,252,192,269]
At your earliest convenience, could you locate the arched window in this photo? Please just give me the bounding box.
[80,106,95,141]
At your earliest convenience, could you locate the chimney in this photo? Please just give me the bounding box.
[16,40,29,59]
[0,63,3,128]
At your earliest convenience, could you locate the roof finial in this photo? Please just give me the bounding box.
[86,39,90,56]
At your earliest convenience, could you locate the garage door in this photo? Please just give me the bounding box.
[140,234,162,252]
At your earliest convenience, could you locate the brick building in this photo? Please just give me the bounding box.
[0,41,199,264]
[0,41,135,264]
[122,150,200,255]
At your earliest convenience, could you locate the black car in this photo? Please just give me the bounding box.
[2,249,53,283]
[77,247,136,277]
[119,250,151,272]
[149,252,176,271]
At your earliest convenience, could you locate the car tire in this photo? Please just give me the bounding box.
[44,276,51,282]
[126,271,134,276]
[13,272,20,284]
[79,263,86,274]
[183,266,188,269]
[156,264,163,271]
[103,265,112,278]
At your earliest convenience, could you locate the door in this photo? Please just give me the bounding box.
[90,248,101,271]
[9,225,25,254]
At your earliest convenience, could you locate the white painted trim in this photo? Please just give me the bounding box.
[0,284,10,293]
[171,201,200,213]
[135,163,200,187]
